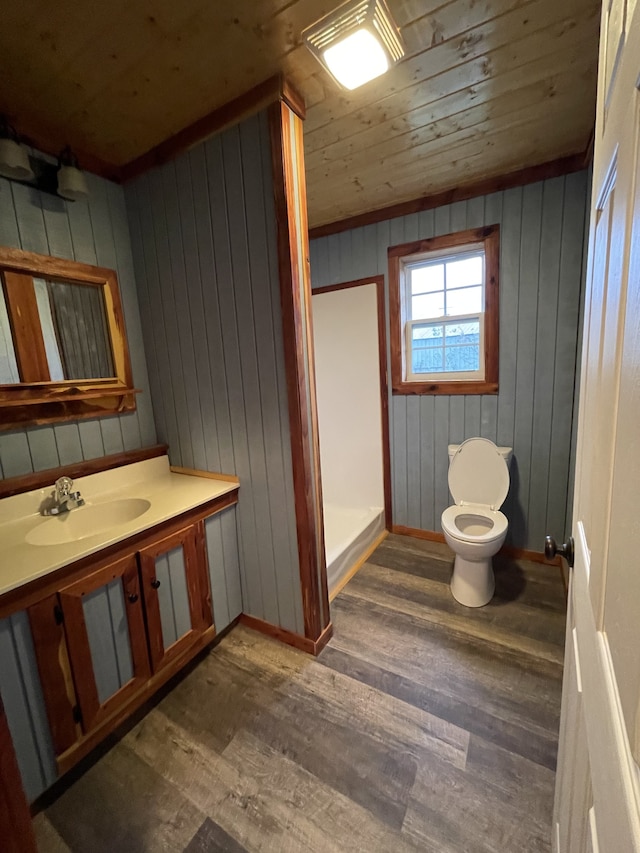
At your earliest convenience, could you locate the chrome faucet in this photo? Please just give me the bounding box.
[44,476,85,515]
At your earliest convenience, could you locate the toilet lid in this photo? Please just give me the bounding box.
[448,438,509,509]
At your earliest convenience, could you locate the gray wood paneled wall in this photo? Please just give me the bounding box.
[125,110,304,635]
[205,507,242,630]
[0,611,57,802]
[0,160,157,478]
[309,172,589,551]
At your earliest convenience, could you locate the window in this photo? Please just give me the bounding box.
[388,225,499,395]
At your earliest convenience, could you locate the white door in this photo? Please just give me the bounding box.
[552,1,640,850]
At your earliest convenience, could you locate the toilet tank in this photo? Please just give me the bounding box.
[448,442,513,467]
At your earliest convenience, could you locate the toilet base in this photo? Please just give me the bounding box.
[450,554,495,607]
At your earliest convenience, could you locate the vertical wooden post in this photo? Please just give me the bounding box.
[0,697,37,852]
[268,99,332,647]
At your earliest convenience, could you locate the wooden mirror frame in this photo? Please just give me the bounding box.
[0,247,138,429]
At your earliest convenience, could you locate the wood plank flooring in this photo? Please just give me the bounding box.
[33,534,566,852]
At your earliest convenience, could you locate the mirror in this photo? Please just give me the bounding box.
[33,278,115,382]
[0,247,137,428]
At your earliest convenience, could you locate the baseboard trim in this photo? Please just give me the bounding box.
[239,614,333,656]
[329,529,389,602]
[392,525,446,543]
[391,524,561,566]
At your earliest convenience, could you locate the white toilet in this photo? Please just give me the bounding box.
[441,438,512,607]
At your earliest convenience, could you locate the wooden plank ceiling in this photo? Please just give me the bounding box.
[0,0,600,228]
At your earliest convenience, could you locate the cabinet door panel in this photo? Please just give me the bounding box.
[153,546,193,650]
[139,522,213,672]
[83,579,134,706]
[59,555,151,732]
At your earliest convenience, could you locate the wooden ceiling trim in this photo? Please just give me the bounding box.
[308,152,587,239]
[308,127,587,224]
[120,74,303,182]
[281,78,307,121]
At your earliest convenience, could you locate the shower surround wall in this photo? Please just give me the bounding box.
[312,283,385,592]
[309,171,589,551]
[125,109,305,635]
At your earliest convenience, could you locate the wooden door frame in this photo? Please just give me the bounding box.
[269,100,332,649]
[312,275,393,530]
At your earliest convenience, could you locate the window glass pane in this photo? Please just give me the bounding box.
[412,344,444,373]
[445,345,480,372]
[446,285,482,316]
[444,320,480,344]
[412,291,445,320]
[410,263,444,295]
[445,255,483,289]
[413,348,445,373]
[411,318,480,375]
[412,324,445,373]
[412,323,443,347]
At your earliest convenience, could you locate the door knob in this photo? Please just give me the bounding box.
[545,535,575,568]
[150,579,161,589]
[127,593,139,604]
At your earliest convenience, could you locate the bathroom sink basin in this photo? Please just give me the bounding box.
[26,498,151,546]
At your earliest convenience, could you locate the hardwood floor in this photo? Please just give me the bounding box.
[34,534,566,852]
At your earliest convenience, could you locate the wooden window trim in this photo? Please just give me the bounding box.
[388,225,500,395]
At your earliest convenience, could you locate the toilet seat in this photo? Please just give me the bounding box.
[441,504,508,544]
[448,437,509,510]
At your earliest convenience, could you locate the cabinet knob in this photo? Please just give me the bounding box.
[150,579,161,589]
[127,593,139,604]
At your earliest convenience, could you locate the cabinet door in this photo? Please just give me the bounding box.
[58,554,151,733]
[138,521,213,672]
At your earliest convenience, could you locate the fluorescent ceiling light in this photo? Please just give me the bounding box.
[323,29,389,90]
[303,0,404,91]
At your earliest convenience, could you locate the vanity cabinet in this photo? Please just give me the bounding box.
[33,518,216,771]
[0,452,241,807]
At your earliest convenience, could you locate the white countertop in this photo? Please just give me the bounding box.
[0,456,238,598]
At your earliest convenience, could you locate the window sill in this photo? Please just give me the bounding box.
[392,379,498,396]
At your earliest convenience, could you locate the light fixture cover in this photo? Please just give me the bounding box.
[0,137,35,182]
[57,147,89,201]
[303,0,404,90]
[57,165,89,201]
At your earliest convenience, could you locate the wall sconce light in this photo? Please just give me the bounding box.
[0,117,34,181]
[303,0,404,91]
[0,117,89,202]
[56,146,89,201]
